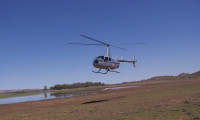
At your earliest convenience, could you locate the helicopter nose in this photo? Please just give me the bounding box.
[93,60,100,68]
[94,60,98,64]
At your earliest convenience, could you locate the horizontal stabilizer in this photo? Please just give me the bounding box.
[117,55,137,67]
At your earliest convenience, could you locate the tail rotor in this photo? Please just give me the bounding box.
[133,55,137,67]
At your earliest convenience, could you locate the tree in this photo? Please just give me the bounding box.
[49,81,105,90]
[44,86,47,91]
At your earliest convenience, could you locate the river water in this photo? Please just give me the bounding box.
[0,86,139,105]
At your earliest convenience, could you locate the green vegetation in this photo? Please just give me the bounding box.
[49,82,105,90]
[0,92,36,99]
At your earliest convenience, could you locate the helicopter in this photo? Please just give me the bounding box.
[67,34,147,74]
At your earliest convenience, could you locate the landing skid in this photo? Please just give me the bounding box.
[108,67,120,73]
[92,68,120,74]
[110,70,120,73]
[92,70,108,74]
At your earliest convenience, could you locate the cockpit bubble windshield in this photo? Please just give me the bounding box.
[94,56,104,63]
[97,56,104,59]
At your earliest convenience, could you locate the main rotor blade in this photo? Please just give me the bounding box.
[113,43,148,45]
[79,34,108,45]
[110,45,126,50]
[77,34,146,50]
[67,43,104,46]
[67,43,126,49]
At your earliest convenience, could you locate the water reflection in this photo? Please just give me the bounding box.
[50,92,74,98]
[44,93,47,98]
[103,85,139,90]
[50,92,97,98]
[111,86,139,89]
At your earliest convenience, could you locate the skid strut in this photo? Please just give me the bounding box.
[92,68,120,74]
[92,68,109,74]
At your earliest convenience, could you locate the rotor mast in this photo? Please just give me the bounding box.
[106,45,110,57]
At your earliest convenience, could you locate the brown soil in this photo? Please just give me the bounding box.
[0,79,200,120]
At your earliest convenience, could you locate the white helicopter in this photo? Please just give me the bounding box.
[67,35,147,74]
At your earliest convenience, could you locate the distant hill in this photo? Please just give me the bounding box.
[143,70,200,82]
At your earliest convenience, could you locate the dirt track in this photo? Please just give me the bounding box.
[0,79,200,120]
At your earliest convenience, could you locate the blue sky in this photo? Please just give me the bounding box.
[0,0,200,90]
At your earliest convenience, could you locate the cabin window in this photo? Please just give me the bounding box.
[94,56,111,63]
[104,57,108,62]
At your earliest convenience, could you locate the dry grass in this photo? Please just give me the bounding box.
[0,79,200,120]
